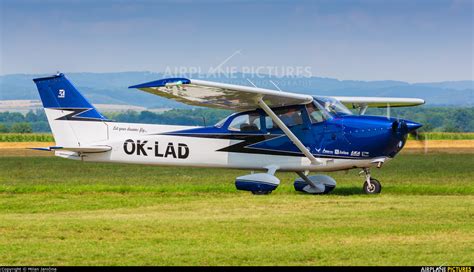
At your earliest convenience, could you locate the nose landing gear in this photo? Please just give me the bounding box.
[361,168,382,194]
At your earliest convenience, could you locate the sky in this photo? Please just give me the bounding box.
[0,0,473,82]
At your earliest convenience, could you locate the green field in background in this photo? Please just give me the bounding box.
[0,132,473,142]
[0,133,54,142]
[406,132,474,140]
[0,154,473,265]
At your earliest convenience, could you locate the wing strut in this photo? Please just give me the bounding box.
[257,98,321,165]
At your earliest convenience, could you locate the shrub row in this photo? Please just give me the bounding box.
[0,133,55,142]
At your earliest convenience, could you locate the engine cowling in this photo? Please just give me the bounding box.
[235,173,280,194]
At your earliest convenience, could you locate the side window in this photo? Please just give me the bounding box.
[228,113,261,132]
[265,116,276,130]
[265,107,303,130]
[306,103,325,123]
[276,107,303,127]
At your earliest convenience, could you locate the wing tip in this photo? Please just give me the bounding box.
[129,78,191,89]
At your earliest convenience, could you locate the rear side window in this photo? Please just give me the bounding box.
[265,116,276,130]
[228,113,261,132]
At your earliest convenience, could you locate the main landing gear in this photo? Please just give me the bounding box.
[236,168,382,195]
[361,168,382,194]
[293,171,336,194]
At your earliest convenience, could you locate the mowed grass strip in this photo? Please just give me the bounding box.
[1,154,472,196]
[1,195,472,265]
[0,154,473,265]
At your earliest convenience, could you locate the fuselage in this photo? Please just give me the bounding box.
[67,106,420,172]
[33,73,424,194]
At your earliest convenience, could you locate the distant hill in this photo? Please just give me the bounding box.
[0,72,472,107]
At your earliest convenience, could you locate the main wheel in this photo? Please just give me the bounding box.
[251,190,272,195]
[363,178,382,194]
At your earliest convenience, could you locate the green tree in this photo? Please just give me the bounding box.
[11,122,33,133]
[25,110,38,122]
[443,124,461,132]
[0,124,9,133]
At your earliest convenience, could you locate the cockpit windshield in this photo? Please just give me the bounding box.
[314,97,353,116]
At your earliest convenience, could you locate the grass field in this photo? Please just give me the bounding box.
[0,154,473,265]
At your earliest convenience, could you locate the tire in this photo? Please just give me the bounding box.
[251,190,272,195]
[363,178,382,194]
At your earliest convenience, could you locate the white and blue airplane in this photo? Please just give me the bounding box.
[33,73,424,195]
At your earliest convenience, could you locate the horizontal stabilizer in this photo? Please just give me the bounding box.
[29,145,111,153]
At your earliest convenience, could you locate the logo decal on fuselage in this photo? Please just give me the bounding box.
[58,89,65,98]
[123,139,189,159]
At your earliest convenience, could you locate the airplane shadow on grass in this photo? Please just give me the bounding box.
[300,186,367,196]
[288,186,367,196]
[330,186,367,195]
[286,186,367,196]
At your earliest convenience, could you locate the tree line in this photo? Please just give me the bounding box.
[0,106,472,133]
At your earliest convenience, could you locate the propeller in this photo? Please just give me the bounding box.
[391,120,427,153]
[409,128,428,154]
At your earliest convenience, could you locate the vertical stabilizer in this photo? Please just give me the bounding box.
[33,73,109,147]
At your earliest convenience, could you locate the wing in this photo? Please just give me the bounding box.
[129,78,313,110]
[332,96,425,108]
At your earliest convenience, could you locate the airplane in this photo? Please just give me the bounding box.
[32,73,424,195]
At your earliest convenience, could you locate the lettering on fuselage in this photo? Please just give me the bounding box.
[322,148,333,154]
[334,149,349,155]
[350,151,360,156]
[318,148,370,157]
[123,139,189,159]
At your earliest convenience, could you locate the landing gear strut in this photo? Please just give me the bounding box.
[361,168,382,194]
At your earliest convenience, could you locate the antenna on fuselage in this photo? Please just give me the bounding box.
[246,78,257,88]
[269,80,283,92]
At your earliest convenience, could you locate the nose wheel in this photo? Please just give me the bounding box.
[363,178,381,194]
[361,168,382,194]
